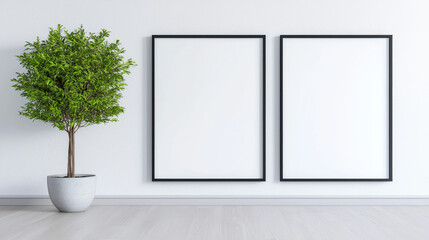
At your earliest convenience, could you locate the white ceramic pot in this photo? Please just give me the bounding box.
[47,174,96,213]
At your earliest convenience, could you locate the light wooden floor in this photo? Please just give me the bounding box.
[0,206,428,240]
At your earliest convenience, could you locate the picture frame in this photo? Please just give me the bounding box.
[280,35,392,181]
[152,35,266,181]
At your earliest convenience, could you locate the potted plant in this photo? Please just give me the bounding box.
[11,25,136,212]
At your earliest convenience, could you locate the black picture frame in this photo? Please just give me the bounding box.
[152,35,266,182]
[280,35,392,182]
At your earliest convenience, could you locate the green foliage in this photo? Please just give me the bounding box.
[11,24,136,132]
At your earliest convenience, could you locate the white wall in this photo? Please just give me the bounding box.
[1,0,428,196]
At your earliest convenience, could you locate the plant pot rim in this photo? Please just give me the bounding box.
[48,174,96,178]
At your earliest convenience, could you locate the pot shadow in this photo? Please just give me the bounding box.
[0,205,58,213]
[21,205,58,213]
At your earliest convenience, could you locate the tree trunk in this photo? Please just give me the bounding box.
[67,130,75,178]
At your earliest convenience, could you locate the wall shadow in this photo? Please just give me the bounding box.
[273,36,281,182]
[142,36,153,183]
[0,47,49,140]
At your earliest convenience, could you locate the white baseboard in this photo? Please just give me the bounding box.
[1,195,429,206]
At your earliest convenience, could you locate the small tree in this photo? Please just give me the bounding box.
[12,25,136,177]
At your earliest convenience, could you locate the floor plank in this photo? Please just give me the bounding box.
[0,206,428,240]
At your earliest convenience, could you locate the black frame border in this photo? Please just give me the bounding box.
[280,35,393,182]
[152,35,266,182]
